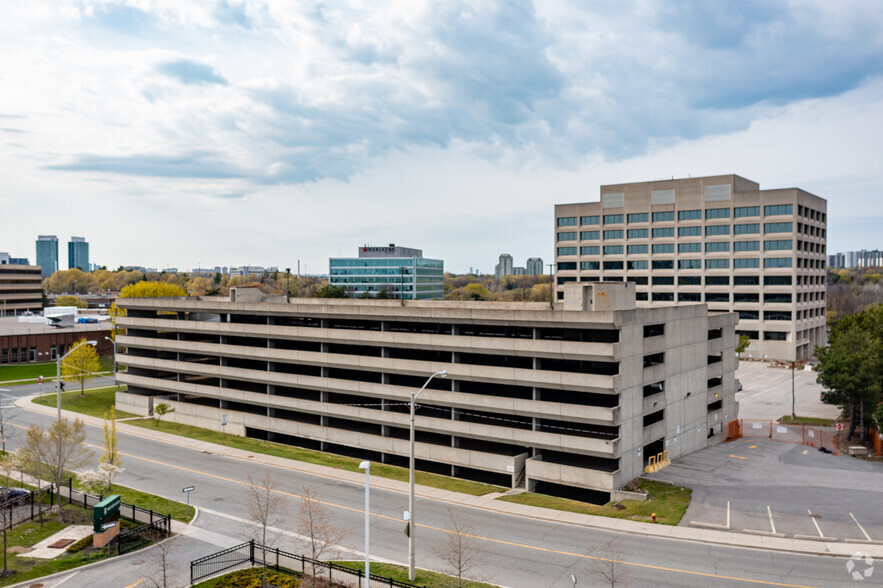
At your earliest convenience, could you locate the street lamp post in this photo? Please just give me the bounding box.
[359,460,371,588]
[104,336,117,386]
[791,360,796,419]
[408,369,448,582]
[56,340,97,421]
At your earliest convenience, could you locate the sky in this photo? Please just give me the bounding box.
[2,1,882,274]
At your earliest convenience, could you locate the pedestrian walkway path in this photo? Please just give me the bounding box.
[17,393,883,561]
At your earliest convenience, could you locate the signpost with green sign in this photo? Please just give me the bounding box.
[93,494,121,533]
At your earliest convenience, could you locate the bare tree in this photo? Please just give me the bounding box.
[585,537,631,587]
[245,472,287,588]
[0,400,13,455]
[297,485,348,587]
[145,532,177,588]
[432,507,488,588]
[22,419,92,491]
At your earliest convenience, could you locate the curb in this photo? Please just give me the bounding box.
[16,394,883,562]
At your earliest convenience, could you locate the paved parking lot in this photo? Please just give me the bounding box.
[736,359,840,421]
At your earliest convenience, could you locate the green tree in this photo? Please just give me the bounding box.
[735,334,750,354]
[313,284,347,298]
[154,402,174,427]
[62,338,100,396]
[120,281,187,298]
[54,294,88,308]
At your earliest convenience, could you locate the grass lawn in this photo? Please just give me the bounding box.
[0,506,112,587]
[497,479,692,526]
[0,362,58,385]
[99,482,192,523]
[778,415,836,426]
[338,561,499,588]
[32,387,138,419]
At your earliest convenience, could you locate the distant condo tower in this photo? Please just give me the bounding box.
[68,236,89,272]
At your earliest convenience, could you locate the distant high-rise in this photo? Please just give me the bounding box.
[68,237,89,272]
[494,254,514,279]
[36,235,58,278]
[329,244,444,299]
[526,257,544,276]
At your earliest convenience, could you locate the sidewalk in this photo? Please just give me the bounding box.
[17,394,883,560]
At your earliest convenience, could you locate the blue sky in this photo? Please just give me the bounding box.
[1,0,882,273]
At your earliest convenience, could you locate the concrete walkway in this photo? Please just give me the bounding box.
[17,394,883,561]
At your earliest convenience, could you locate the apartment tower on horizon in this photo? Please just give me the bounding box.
[68,236,89,272]
[554,174,827,361]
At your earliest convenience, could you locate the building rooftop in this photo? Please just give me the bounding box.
[0,316,112,337]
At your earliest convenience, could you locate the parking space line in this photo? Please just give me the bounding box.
[691,501,730,530]
[794,510,837,542]
[850,512,873,542]
[768,505,777,535]
[743,505,786,538]
[808,510,824,537]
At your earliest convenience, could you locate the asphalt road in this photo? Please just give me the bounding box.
[3,403,871,588]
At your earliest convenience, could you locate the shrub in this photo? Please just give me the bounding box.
[213,568,300,588]
[66,534,93,553]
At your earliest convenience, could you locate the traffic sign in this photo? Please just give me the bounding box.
[38,376,43,384]
[101,521,117,530]
[836,423,843,431]
[183,486,195,493]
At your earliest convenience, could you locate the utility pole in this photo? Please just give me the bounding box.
[547,263,555,309]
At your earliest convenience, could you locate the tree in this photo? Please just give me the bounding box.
[297,485,348,586]
[735,334,750,354]
[120,281,187,298]
[585,537,631,587]
[245,472,287,588]
[0,400,13,454]
[154,403,174,427]
[62,337,100,396]
[432,507,487,588]
[54,294,88,308]
[145,532,177,588]
[22,419,92,492]
[100,407,123,490]
[313,284,347,298]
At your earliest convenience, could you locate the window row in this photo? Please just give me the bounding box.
[557,204,803,228]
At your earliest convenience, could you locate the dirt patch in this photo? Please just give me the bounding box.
[8,546,32,554]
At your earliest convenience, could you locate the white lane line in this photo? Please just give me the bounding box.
[850,512,873,542]
[808,509,824,538]
[768,505,777,535]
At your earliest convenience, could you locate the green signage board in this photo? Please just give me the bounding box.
[93,494,121,532]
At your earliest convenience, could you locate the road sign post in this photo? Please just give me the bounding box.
[221,414,227,444]
[183,485,195,518]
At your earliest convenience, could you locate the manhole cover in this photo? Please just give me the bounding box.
[213,497,224,502]
[29,584,44,588]
[130,560,145,566]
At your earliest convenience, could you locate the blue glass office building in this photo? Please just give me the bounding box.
[68,237,89,272]
[329,244,444,299]
[36,235,58,278]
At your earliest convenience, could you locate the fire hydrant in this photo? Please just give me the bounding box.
[651,513,657,523]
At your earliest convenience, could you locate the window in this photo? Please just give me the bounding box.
[764,240,793,251]
[581,215,600,225]
[651,293,674,302]
[705,242,730,252]
[706,208,730,219]
[764,222,793,233]
[628,229,648,239]
[738,310,759,320]
[737,330,759,340]
[603,229,624,239]
[652,243,674,254]
[678,226,701,237]
[581,261,600,270]
[678,209,701,221]
[764,311,792,321]
[603,261,624,270]
[653,276,674,285]
[705,225,730,236]
[636,292,648,301]
[644,353,666,368]
[734,240,760,252]
[706,259,730,269]
[558,262,577,270]
[644,324,665,337]
[627,260,648,270]
[557,232,577,241]
[628,213,649,223]
[734,258,759,269]
[734,206,760,218]
[652,260,674,269]
[679,276,701,285]
[678,243,701,253]
[764,331,788,341]
[581,246,600,255]
[627,275,648,284]
[706,276,730,287]
[580,230,600,240]
[603,245,623,255]
[627,244,648,254]
[734,293,759,303]
[603,214,624,224]
[678,259,701,269]
[557,247,577,256]
[765,293,792,303]
[557,276,577,285]
[679,293,701,301]
[652,211,675,222]
[764,204,793,216]
[764,276,792,286]
[764,257,793,268]
[706,293,729,303]
[734,276,760,286]
[652,227,674,238]
[734,223,760,235]
[558,217,577,227]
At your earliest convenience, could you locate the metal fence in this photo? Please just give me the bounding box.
[60,478,172,529]
[118,518,171,555]
[0,488,55,530]
[192,540,423,587]
[726,419,839,453]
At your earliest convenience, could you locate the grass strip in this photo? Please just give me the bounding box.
[32,387,139,419]
[338,561,499,588]
[497,479,691,526]
[778,415,836,426]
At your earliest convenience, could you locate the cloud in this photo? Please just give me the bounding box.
[45,150,247,179]
[155,59,227,86]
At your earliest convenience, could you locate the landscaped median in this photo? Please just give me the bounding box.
[0,359,114,387]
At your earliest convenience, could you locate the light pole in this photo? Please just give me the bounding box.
[104,336,117,386]
[56,340,97,421]
[408,369,448,582]
[359,460,371,588]
[791,359,796,419]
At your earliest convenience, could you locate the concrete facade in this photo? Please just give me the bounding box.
[555,174,827,361]
[0,263,43,317]
[116,284,737,501]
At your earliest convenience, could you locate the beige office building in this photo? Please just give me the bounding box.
[0,262,43,317]
[555,175,827,362]
[116,283,736,502]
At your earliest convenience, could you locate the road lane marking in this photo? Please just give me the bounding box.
[729,454,748,460]
[850,512,873,542]
[124,579,146,588]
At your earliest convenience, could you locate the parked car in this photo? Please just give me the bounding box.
[820,390,835,404]
[0,487,30,501]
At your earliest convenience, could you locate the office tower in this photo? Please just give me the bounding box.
[36,235,58,278]
[68,237,89,272]
[329,244,444,299]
